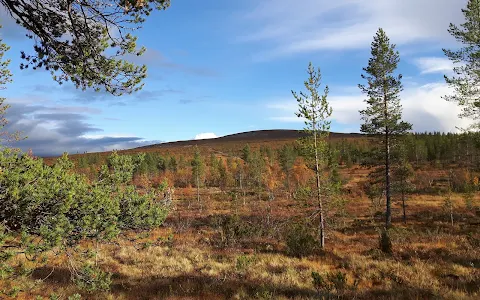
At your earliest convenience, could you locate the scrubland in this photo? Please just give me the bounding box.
[2,165,479,300]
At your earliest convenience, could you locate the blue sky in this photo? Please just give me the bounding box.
[0,0,471,156]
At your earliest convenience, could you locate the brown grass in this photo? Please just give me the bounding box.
[2,171,480,299]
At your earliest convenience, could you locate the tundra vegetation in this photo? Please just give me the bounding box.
[0,1,479,299]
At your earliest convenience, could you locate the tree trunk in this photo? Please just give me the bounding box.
[196,173,200,202]
[286,170,291,198]
[239,172,245,206]
[313,122,325,249]
[402,189,406,224]
[450,204,454,227]
[384,96,392,229]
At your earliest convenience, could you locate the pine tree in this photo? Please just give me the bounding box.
[278,144,297,196]
[359,28,412,253]
[0,25,21,143]
[443,0,480,129]
[191,146,205,205]
[392,143,415,224]
[1,0,170,96]
[292,62,333,249]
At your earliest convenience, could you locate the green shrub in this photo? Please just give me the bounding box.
[327,271,347,292]
[214,215,252,247]
[311,271,329,293]
[312,271,352,295]
[379,229,393,254]
[236,254,256,272]
[0,148,170,292]
[74,264,112,292]
[293,186,312,202]
[284,221,317,257]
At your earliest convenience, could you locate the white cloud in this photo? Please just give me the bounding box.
[414,57,455,75]
[270,116,305,123]
[194,132,217,140]
[268,82,473,133]
[236,0,467,60]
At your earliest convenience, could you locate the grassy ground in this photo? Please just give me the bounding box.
[2,185,479,300]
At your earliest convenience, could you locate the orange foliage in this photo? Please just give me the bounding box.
[133,173,151,189]
[292,157,314,188]
[265,163,283,192]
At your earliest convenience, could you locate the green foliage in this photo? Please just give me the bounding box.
[359,28,412,231]
[293,62,332,138]
[241,144,252,163]
[0,148,169,292]
[292,62,334,249]
[312,271,353,295]
[0,25,12,87]
[2,0,170,95]
[117,185,169,230]
[443,0,480,129]
[278,144,297,191]
[463,187,475,211]
[359,28,411,138]
[191,146,205,188]
[249,151,267,193]
[443,187,455,226]
[214,215,254,247]
[379,228,393,254]
[74,263,112,292]
[235,254,256,273]
[0,25,22,144]
[284,221,317,257]
[293,185,313,202]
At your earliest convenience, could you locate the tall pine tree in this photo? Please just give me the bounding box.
[443,0,480,129]
[191,146,205,205]
[359,28,412,253]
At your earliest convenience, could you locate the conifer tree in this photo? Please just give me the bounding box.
[292,62,333,249]
[1,0,170,96]
[191,146,205,204]
[0,25,21,143]
[443,0,480,129]
[279,144,297,196]
[392,143,415,224]
[359,28,412,252]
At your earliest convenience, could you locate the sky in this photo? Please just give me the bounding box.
[0,0,473,156]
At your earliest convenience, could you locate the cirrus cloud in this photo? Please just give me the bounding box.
[235,0,466,61]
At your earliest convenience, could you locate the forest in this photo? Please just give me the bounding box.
[0,0,479,299]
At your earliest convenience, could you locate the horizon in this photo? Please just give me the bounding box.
[1,0,471,156]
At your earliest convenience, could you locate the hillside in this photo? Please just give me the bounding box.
[43,129,364,163]
[136,129,363,150]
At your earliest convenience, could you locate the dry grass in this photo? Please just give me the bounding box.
[2,179,479,299]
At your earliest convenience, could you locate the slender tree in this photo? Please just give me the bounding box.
[359,28,412,252]
[443,0,480,129]
[292,62,332,249]
[191,146,205,205]
[278,144,297,196]
[0,25,22,144]
[392,143,415,224]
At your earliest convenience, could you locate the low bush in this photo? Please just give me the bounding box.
[283,221,317,257]
[213,215,253,247]
[0,148,170,293]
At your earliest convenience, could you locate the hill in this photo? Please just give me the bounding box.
[135,129,363,150]
[43,129,365,164]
